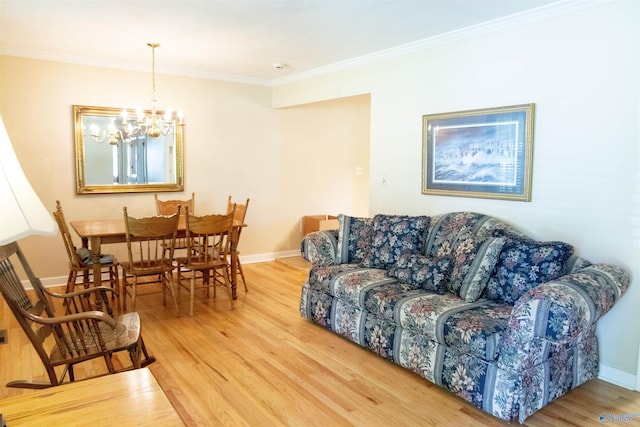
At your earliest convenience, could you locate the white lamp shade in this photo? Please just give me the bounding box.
[0,116,57,245]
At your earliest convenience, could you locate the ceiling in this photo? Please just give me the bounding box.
[1,0,583,85]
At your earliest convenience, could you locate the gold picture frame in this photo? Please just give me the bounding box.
[422,103,535,201]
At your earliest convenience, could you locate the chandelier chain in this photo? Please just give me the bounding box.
[148,42,160,105]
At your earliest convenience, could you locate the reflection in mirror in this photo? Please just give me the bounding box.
[74,105,184,194]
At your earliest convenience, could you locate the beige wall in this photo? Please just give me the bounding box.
[273,0,640,386]
[0,55,370,279]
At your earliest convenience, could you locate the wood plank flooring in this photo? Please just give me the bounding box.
[1,258,638,426]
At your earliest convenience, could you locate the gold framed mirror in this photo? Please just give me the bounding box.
[73,105,184,194]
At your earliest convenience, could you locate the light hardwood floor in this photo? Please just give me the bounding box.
[1,258,638,426]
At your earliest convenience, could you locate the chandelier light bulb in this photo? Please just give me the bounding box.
[90,43,185,145]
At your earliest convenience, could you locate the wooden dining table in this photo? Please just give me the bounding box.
[70,217,246,300]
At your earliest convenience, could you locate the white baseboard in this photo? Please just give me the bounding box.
[26,275,67,290]
[599,365,638,391]
[239,249,301,264]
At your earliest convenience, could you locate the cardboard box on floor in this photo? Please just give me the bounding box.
[303,215,338,235]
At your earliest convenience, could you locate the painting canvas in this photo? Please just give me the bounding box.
[422,104,534,201]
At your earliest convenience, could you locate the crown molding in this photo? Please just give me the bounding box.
[272,0,611,87]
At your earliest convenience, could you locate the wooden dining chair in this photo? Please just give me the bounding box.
[176,207,236,316]
[52,200,120,309]
[121,207,181,316]
[227,195,250,291]
[154,192,194,256]
[0,242,155,389]
[154,192,195,216]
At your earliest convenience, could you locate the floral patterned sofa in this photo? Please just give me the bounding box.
[299,212,629,423]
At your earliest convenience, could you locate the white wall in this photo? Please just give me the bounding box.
[274,0,640,386]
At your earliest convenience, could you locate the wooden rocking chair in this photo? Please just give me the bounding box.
[0,242,155,389]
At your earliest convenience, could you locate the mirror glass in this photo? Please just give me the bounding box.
[73,105,184,194]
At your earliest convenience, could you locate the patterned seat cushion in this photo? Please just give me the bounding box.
[309,264,405,308]
[308,263,363,294]
[394,293,512,361]
[364,284,428,320]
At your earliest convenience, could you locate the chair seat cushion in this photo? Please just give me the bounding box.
[77,247,117,266]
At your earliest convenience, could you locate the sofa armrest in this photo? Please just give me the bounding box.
[300,230,339,266]
[498,263,629,370]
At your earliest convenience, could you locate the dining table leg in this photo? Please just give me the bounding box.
[85,236,108,311]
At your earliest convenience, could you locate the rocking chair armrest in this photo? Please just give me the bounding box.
[44,285,119,299]
[21,308,118,329]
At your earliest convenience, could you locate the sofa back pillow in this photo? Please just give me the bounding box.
[336,214,374,264]
[424,212,492,258]
[362,214,430,269]
[388,251,452,293]
[483,234,573,304]
[448,236,506,302]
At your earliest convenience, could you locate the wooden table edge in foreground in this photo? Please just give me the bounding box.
[0,368,185,426]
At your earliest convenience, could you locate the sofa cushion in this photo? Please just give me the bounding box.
[483,237,573,304]
[393,293,511,361]
[308,263,362,294]
[336,214,374,264]
[424,212,490,257]
[388,252,452,293]
[310,264,405,308]
[362,214,430,269]
[363,284,428,320]
[449,236,505,302]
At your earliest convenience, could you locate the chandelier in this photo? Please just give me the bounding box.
[90,42,184,144]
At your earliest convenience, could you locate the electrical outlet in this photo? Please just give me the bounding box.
[0,329,7,344]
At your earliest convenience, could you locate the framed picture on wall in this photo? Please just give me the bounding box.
[422,103,535,202]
